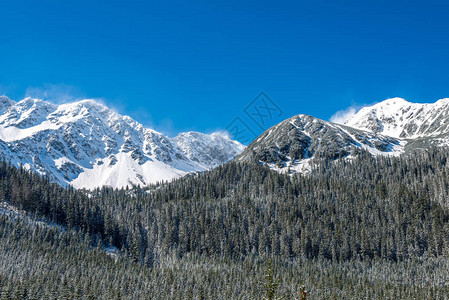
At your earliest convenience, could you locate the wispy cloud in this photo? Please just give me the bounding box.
[330,105,360,124]
[25,84,86,103]
[213,130,231,139]
[23,85,178,135]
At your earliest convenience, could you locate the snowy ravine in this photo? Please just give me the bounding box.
[0,96,244,189]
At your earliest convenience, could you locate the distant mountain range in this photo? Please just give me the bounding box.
[1,96,449,188]
[0,96,244,189]
[237,97,449,173]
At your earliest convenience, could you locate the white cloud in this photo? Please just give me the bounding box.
[25,84,85,103]
[212,130,231,139]
[330,106,359,124]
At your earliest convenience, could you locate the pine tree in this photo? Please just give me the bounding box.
[262,260,280,300]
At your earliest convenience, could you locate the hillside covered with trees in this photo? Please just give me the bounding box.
[1,148,449,299]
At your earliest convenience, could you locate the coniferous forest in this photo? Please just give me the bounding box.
[1,149,449,299]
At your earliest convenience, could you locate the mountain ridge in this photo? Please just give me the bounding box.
[237,113,404,173]
[344,97,449,139]
[0,96,244,189]
[2,96,449,187]
[237,98,449,174]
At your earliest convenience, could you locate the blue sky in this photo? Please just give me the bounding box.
[1,0,449,142]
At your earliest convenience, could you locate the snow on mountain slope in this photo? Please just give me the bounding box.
[344,97,449,139]
[173,131,245,169]
[237,114,404,174]
[0,96,244,189]
[239,97,449,175]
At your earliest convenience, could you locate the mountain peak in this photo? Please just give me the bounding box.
[0,96,15,112]
[238,112,402,173]
[174,131,244,169]
[0,95,11,102]
[60,99,111,115]
[73,98,108,109]
[238,97,449,175]
[17,97,56,109]
[345,98,449,138]
[435,98,449,104]
[0,96,245,189]
[380,97,408,104]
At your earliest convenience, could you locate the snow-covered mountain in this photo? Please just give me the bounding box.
[3,95,448,185]
[173,131,244,169]
[0,96,244,189]
[237,98,449,174]
[344,97,449,139]
[237,114,403,173]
